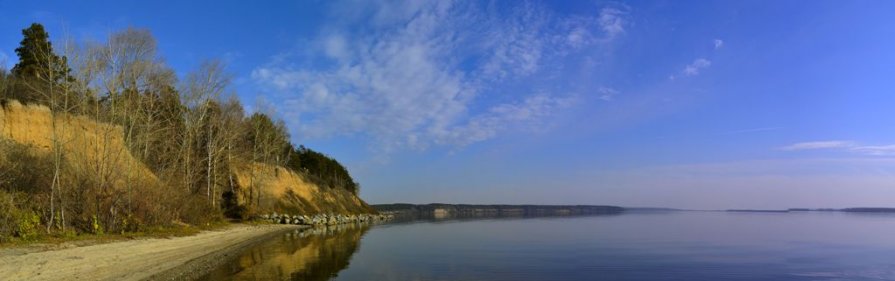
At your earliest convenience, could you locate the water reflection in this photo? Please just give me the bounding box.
[199,223,370,281]
[202,212,895,280]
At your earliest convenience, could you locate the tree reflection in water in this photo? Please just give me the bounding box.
[199,223,371,281]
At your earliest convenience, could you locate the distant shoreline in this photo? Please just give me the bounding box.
[373,204,625,219]
[726,209,790,213]
[374,204,895,218]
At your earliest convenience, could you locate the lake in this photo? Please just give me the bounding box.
[200,211,895,280]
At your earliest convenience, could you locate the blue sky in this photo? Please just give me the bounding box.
[3,0,895,209]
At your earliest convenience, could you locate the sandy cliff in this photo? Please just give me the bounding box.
[0,100,373,216]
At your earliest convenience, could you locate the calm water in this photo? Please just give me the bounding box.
[200,211,895,280]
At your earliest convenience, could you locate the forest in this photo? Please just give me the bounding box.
[0,23,360,241]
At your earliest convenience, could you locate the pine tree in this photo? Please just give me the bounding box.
[11,23,73,105]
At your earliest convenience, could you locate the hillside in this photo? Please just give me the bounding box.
[0,100,373,228]
[0,23,377,241]
[232,163,374,215]
[0,100,157,188]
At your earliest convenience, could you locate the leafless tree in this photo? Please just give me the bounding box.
[181,59,231,205]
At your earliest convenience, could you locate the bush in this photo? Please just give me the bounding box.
[0,191,17,242]
[0,141,53,242]
[0,190,42,242]
[16,210,41,240]
[0,139,53,194]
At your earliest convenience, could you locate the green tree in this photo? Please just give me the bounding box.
[287,145,359,194]
[11,23,73,105]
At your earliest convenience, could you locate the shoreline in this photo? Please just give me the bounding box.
[0,224,301,281]
[146,224,305,281]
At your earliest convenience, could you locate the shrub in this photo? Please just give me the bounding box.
[0,191,18,242]
[0,139,53,194]
[0,190,42,242]
[16,210,41,240]
[91,215,103,235]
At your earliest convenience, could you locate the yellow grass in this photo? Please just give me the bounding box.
[0,99,371,216]
[0,100,157,188]
[232,162,373,214]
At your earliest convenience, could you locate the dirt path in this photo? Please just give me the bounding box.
[0,224,300,281]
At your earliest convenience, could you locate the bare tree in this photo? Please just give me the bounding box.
[10,23,83,232]
[244,102,290,210]
[180,59,231,205]
[56,28,166,230]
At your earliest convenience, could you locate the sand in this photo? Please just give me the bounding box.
[0,224,301,281]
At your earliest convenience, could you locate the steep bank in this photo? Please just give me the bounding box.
[374,203,625,219]
[0,100,157,189]
[0,100,373,218]
[232,163,375,215]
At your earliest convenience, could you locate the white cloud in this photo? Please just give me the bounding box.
[781,141,854,151]
[683,58,711,76]
[439,94,576,146]
[671,40,720,80]
[563,6,628,49]
[480,3,549,79]
[597,87,618,101]
[599,7,626,39]
[321,34,349,61]
[850,145,895,156]
[252,1,625,151]
[780,140,895,156]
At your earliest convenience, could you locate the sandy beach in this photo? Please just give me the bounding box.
[0,224,300,281]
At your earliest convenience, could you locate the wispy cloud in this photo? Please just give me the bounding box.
[781,141,854,151]
[252,1,627,152]
[683,58,711,76]
[597,87,618,101]
[850,145,895,156]
[669,39,723,80]
[780,140,895,156]
[599,7,627,39]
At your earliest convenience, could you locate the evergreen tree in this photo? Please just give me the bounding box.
[287,145,359,194]
[11,23,73,105]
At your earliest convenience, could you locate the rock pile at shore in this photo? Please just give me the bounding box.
[259,213,392,225]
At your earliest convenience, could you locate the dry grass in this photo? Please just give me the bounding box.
[0,220,229,249]
[0,100,157,188]
[0,98,372,234]
[232,162,374,215]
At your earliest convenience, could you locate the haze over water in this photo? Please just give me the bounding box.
[204,212,895,281]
